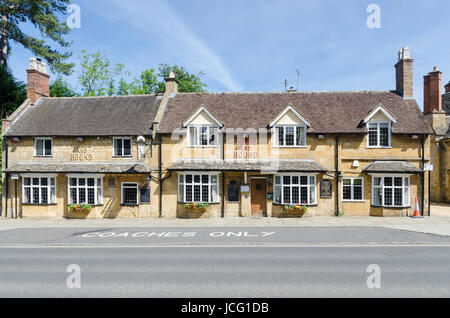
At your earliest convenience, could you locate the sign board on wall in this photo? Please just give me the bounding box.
[241,185,250,193]
[424,164,434,171]
[320,180,333,198]
[11,174,19,180]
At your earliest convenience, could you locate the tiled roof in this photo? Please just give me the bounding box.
[4,163,150,174]
[159,91,433,134]
[4,95,161,137]
[168,159,328,172]
[362,161,422,174]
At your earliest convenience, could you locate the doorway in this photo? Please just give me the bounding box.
[251,179,267,217]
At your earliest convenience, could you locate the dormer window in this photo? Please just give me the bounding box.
[188,125,219,147]
[367,122,391,148]
[363,104,396,149]
[275,125,306,147]
[34,138,52,157]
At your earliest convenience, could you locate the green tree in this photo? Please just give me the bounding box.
[0,0,74,75]
[49,76,76,97]
[78,50,124,96]
[0,64,26,118]
[157,64,207,93]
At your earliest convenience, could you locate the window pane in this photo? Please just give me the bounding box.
[115,139,123,156]
[41,187,48,204]
[211,185,218,202]
[343,186,352,200]
[283,176,290,185]
[394,188,403,206]
[275,176,281,185]
[87,178,95,187]
[354,179,362,186]
[283,186,290,204]
[194,185,201,202]
[185,185,193,202]
[292,176,299,184]
[79,178,86,186]
[285,127,294,146]
[394,177,402,187]
[24,188,31,204]
[97,179,102,204]
[70,178,77,186]
[343,179,351,186]
[179,184,184,202]
[33,188,39,203]
[384,177,392,187]
[209,127,218,146]
[274,185,281,203]
[211,175,218,184]
[33,178,39,186]
[277,127,284,146]
[185,175,192,183]
[296,127,305,146]
[87,188,95,205]
[374,177,381,186]
[189,127,197,146]
[123,139,131,156]
[200,126,208,146]
[373,188,382,206]
[201,185,209,202]
[179,175,184,183]
[300,187,308,204]
[24,178,31,186]
[379,123,389,146]
[384,188,392,206]
[292,186,299,204]
[70,188,77,204]
[50,186,56,204]
[35,140,44,156]
[404,184,410,206]
[202,175,209,184]
[309,184,316,204]
[300,176,308,185]
[79,188,86,204]
[368,124,378,146]
[354,186,363,200]
[44,140,52,156]
[194,175,200,183]
[123,187,137,205]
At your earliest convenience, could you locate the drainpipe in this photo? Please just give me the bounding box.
[3,137,8,217]
[421,134,425,217]
[221,131,225,218]
[158,133,163,218]
[335,135,340,216]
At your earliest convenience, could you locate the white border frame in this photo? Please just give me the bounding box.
[342,177,365,202]
[366,121,392,148]
[67,175,104,205]
[273,173,317,206]
[371,174,411,208]
[272,125,307,148]
[112,137,133,157]
[178,172,220,204]
[187,125,220,148]
[121,182,139,205]
[34,137,53,157]
[21,175,57,205]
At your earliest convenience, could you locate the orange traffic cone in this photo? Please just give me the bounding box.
[410,198,423,218]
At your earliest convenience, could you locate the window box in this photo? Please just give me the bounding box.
[184,203,210,211]
[68,204,93,213]
[282,205,308,217]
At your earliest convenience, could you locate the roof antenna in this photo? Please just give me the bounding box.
[284,78,288,92]
[296,69,301,91]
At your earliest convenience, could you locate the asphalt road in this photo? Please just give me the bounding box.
[0,226,449,298]
[1,246,450,298]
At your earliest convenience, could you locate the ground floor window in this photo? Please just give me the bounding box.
[69,177,103,205]
[22,176,56,204]
[178,173,219,203]
[343,178,364,201]
[372,176,410,207]
[274,174,317,205]
[121,183,139,205]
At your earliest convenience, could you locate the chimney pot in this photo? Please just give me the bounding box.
[423,66,442,115]
[395,46,414,99]
[164,70,179,95]
[27,57,50,104]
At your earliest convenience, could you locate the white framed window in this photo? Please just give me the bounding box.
[274,174,317,205]
[113,137,132,157]
[342,178,364,201]
[22,176,56,204]
[188,125,219,147]
[34,138,53,157]
[372,175,410,207]
[367,122,391,148]
[178,173,219,203]
[68,176,103,205]
[274,125,306,147]
[121,182,139,205]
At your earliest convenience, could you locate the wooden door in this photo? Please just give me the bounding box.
[251,179,266,217]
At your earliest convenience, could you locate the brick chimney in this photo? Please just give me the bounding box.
[164,71,179,94]
[27,57,50,104]
[423,66,442,115]
[395,46,414,99]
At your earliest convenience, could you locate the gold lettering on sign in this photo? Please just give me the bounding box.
[71,140,93,162]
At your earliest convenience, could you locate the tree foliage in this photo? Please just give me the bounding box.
[49,76,76,97]
[0,0,74,75]
[78,50,124,96]
[0,64,26,118]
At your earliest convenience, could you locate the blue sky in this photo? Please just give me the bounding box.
[7,0,450,108]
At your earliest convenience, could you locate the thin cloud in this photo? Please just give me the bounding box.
[103,0,242,91]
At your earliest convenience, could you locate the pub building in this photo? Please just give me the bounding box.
[1,48,434,219]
